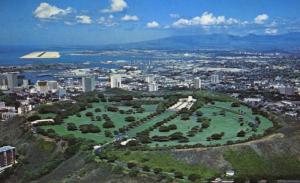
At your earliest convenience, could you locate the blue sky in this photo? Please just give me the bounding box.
[0,0,300,45]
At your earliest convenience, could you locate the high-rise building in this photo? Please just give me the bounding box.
[0,75,8,90]
[0,146,16,172]
[58,87,66,98]
[47,81,58,92]
[194,77,202,89]
[148,82,158,92]
[6,72,18,91]
[110,75,122,88]
[145,75,154,83]
[211,74,220,84]
[278,85,295,96]
[82,76,95,92]
[22,80,29,89]
[36,80,48,94]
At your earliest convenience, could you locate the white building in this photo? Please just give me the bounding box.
[82,76,95,92]
[1,112,18,121]
[36,80,48,94]
[47,81,58,92]
[278,85,295,96]
[0,75,8,90]
[110,75,122,88]
[194,77,202,89]
[58,87,66,98]
[22,79,29,89]
[0,102,5,108]
[6,72,19,90]
[145,75,154,83]
[148,82,158,92]
[169,96,196,111]
[0,146,16,172]
[211,74,220,84]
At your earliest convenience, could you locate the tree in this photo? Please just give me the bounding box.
[128,169,139,177]
[125,116,135,122]
[85,112,93,117]
[181,113,190,120]
[153,168,162,174]
[237,130,246,137]
[96,116,102,121]
[127,162,137,169]
[196,111,203,116]
[79,124,101,133]
[188,174,200,182]
[27,115,41,122]
[169,132,184,140]
[159,126,170,132]
[95,108,101,112]
[105,130,113,138]
[231,102,241,107]
[202,121,210,128]
[136,107,145,113]
[142,165,150,172]
[103,121,115,128]
[67,123,77,131]
[210,132,224,140]
[107,106,118,112]
[174,171,184,179]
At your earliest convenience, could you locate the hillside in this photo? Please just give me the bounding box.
[111,32,300,51]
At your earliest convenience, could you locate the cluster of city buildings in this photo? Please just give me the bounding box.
[0,51,300,122]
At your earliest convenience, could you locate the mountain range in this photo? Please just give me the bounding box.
[111,32,300,52]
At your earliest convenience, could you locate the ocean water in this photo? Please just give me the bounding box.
[0,46,153,82]
[0,45,153,66]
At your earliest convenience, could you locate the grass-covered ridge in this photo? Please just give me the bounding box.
[33,90,274,148]
[224,147,300,180]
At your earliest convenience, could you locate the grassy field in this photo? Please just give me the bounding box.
[40,96,273,147]
[224,147,300,179]
[108,150,220,180]
[41,102,158,144]
[147,101,273,147]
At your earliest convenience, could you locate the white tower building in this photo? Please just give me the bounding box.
[194,77,202,89]
[148,82,158,92]
[211,74,220,84]
[6,72,18,91]
[47,81,58,92]
[110,75,122,88]
[82,76,95,92]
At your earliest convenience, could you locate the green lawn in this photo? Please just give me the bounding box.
[109,150,220,180]
[224,147,300,179]
[40,99,273,147]
[41,101,159,144]
[147,101,273,147]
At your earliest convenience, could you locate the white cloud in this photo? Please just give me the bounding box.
[169,13,180,19]
[147,21,160,28]
[64,21,75,26]
[254,14,269,24]
[97,16,117,27]
[76,15,92,24]
[265,28,278,35]
[121,14,139,21]
[102,0,128,13]
[172,12,240,28]
[34,2,72,19]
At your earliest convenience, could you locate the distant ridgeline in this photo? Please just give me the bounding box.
[112,32,300,52]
